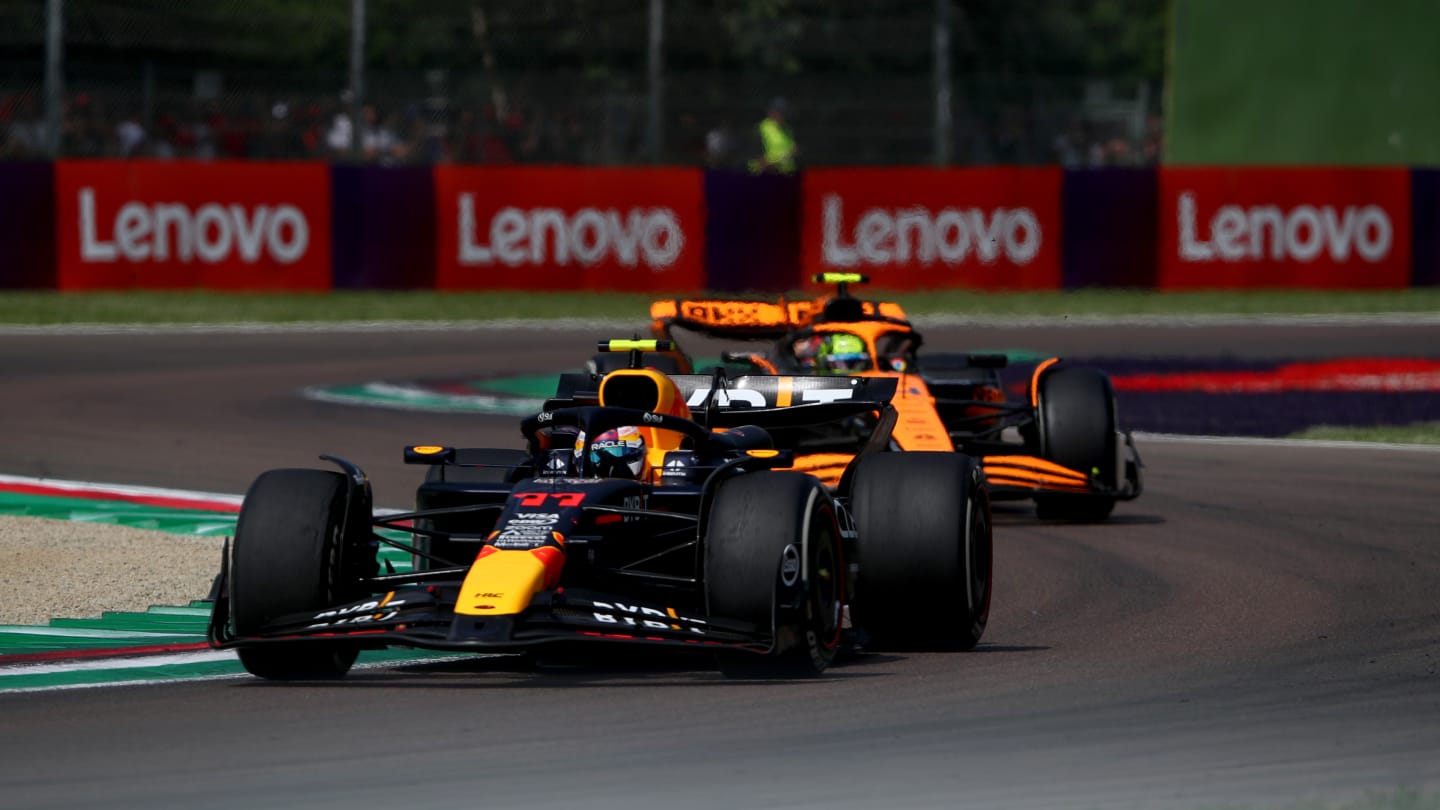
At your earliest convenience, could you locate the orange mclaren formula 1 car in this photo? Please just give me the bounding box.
[208,340,992,680]
[616,274,1142,522]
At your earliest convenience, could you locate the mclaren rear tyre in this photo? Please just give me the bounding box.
[230,469,371,680]
[705,472,844,678]
[1035,366,1120,522]
[850,452,991,652]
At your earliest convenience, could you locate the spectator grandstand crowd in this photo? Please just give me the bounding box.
[2,79,1161,168]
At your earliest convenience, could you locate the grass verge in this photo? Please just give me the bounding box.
[1,288,1439,325]
[1289,423,1440,445]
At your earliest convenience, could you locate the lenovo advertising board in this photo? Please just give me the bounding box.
[801,167,1063,290]
[1159,167,1411,289]
[434,167,704,291]
[54,160,332,291]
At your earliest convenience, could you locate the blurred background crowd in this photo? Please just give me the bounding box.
[0,0,1165,168]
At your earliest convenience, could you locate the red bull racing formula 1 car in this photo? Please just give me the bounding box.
[208,340,992,680]
[627,274,1142,522]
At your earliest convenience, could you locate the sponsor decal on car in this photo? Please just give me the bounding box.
[590,601,708,634]
[683,385,855,408]
[493,512,562,549]
[306,596,407,629]
[780,544,801,587]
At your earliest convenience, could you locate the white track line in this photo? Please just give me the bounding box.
[0,673,254,693]
[0,627,201,638]
[0,473,244,506]
[301,383,542,414]
[0,652,508,694]
[0,649,237,675]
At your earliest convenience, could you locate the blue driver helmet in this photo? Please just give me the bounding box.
[573,425,647,478]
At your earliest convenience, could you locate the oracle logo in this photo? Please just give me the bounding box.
[820,194,1042,267]
[1177,191,1393,263]
[457,193,685,270]
[77,187,310,264]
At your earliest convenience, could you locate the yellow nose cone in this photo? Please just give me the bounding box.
[455,548,550,616]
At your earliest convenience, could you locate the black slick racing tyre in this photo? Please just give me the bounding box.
[230,469,368,680]
[705,472,844,678]
[850,452,991,651]
[1035,366,1119,522]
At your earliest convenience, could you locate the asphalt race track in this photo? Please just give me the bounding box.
[2,322,1438,810]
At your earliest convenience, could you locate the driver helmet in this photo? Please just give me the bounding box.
[573,425,647,478]
[815,332,871,374]
[792,335,825,367]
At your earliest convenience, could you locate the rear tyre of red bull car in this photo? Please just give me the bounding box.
[849,452,992,651]
[704,472,845,678]
[1034,366,1120,522]
[229,469,374,680]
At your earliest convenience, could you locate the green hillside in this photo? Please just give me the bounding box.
[1166,0,1440,165]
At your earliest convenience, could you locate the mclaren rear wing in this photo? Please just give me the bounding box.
[650,297,911,341]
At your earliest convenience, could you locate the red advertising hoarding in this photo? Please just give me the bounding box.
[54,160,331,291]
[801,167,1063,290]
[434,167,704,291]
[1158,167,1411,289]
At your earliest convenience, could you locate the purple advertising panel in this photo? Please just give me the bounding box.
[703,169,801,293]
[0,161,56,289]
[1060,168,1158,289]
[331,165,436,289]
[1410,169,1440,287]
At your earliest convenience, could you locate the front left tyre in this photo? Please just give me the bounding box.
[230,468,373,680]
[704,472,844,678]
[1034,365,1121,522]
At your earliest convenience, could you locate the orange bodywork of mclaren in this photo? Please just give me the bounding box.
[644,291,1123,500]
